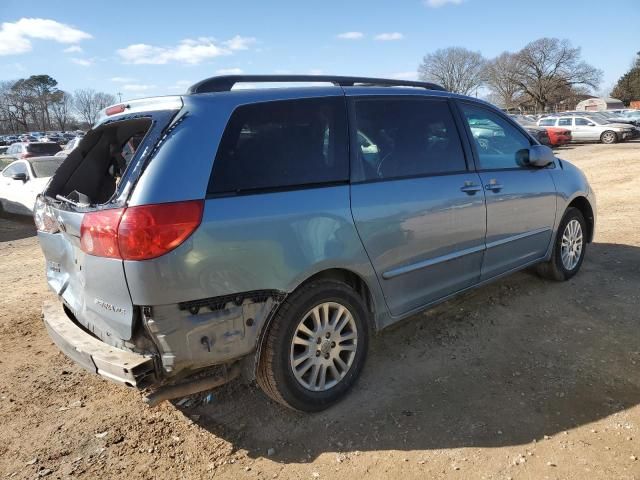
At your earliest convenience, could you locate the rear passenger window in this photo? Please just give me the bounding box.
[352,98,466,182]
[558,118,572,126]
[208,97,348,195]
[538,119,556,126]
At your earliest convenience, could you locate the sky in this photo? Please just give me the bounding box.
[0,0,638,101]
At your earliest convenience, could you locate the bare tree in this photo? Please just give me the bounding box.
[4,80,32,132]
[50,91,74,131]
[418,47,486,95]
[484,52,521,110]
[74,89,117,126]
[512,38,602,111]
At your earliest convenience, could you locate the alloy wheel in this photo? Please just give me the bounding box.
[560,219,583,270]
[289,302,358,392]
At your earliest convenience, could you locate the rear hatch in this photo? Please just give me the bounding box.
[35,97,183,344]
[26,142,61,157]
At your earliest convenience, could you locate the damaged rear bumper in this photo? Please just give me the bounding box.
[43,300,157,387]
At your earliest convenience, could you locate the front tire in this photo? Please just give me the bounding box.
[536,207,587,281]
[256,279,369,412]
[600,130,618,144]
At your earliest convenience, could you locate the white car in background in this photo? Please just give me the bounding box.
[537,115,635,144]
[0,157,64,215]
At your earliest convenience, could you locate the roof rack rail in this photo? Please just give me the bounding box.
[186,75,446,94]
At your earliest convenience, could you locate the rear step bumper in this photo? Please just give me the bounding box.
[42,300,157,387]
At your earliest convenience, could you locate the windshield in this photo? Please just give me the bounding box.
[27,143,62,155]
[584,114,608,125]
[511,115,534,126]
[31,158,64,178]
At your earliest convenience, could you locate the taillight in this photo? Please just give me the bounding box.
[80,201,203,261]
[21,152,35,159]
[118,200,203,260]
[106,104,126,116]
[80,208,125,259]
[33,195,60,234]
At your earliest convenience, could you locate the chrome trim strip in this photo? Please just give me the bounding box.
[381,227,551,280]
[485,227,551,250]
[382,244,485,280]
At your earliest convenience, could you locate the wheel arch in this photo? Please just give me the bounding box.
[250,267,379,380]
[294,268,377,332]
[567,196,595,242]
[600,130,618,144]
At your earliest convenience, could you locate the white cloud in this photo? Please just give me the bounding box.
[123,84,157,92]
[337,31,364,40]
[117,36,256,64]
[424,0,463,7]
[111,76,135,83]
[374,32,405,41]
[216,67,243,75]
[63,45,83,53]
[223,35,256,51]
[0,18,91,56]
[391,71,419,80]
[71,57,93,67]
[308,69,324,75]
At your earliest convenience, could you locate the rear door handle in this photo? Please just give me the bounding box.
[485,182,504,192]
[460,183,482,194]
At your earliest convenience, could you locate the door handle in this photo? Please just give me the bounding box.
[485,181,504,192]
[460,183,482,194]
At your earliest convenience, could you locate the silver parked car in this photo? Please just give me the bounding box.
[35,75,596,411]
[537,114,635,143]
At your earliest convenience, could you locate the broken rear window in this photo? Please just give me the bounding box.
[44,118,153,205]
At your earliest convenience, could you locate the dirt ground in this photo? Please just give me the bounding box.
[1,141,639,480]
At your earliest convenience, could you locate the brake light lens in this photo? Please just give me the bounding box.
[106,104,126,116]
[33,195,60,234]
[79,201,203,261]
[80,208,125,259]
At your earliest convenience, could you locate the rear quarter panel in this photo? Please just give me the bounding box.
[124,186,385,324]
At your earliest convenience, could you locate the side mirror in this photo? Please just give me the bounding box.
[587,122,595,127]
[12,172,28,182]
[517,145,555,168]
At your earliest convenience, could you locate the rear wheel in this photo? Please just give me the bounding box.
[256,279,369,411]
[600,130,617,144]
[536,207,587,281]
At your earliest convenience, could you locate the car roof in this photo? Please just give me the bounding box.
[186,74,446,94]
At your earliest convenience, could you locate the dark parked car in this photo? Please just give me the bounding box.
[4,142,62,160]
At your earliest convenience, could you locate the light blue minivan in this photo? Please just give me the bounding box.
[35,75,595,411]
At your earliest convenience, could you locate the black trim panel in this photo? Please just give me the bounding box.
[178,290,287,315]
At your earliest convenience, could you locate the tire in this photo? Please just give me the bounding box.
[536,207,587,281]
[600,130,618,144]
[256,279,369,412]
